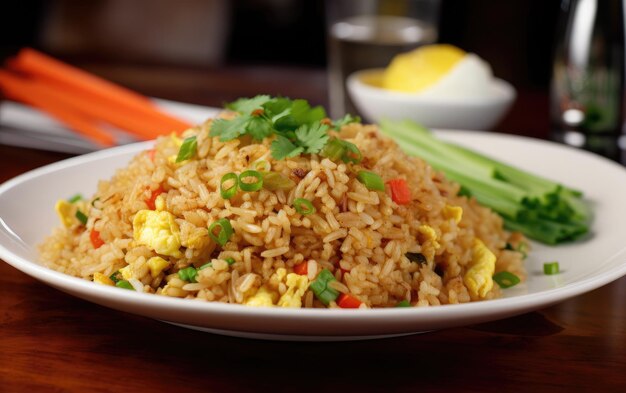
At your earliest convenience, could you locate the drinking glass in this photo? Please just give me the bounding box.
[326,0,441,118]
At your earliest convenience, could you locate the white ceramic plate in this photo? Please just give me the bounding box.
[1,130,626,341]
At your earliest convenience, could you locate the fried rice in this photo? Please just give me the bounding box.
[39,118,527,308]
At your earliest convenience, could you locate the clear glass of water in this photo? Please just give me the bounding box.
[326,0,441,118]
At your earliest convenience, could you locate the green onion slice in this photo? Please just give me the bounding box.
[115,280,134,290]
[109,271,122,284]
[208,218,234,246]
[224,257,236,265]
[238,170,263,192]
[321,138,345,161]
[396,300,411,307]
[493,271,521,288]
[341,140,362,164]
[543,262,560,275]
[75,210,88,225]
[252,160,271,172]
[178,266,198,282]
[310,269,340,306]
[175,136,198,163]
[220,172,239,199]
[293,198,316,215]
[67,194,83,203]
[357,170,385,191]
[199,262,213,270]
[262,171,296,191]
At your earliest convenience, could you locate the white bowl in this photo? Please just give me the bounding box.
[347,68,516,130]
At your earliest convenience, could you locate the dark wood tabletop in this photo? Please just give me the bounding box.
[1,64,625,392]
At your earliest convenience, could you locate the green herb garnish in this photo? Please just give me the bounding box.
[210,96,361,161]
[396,300,411,307]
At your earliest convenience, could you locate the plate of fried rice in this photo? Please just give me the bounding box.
[1,99,626,340]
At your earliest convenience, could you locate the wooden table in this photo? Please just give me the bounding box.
[1,65,624,392]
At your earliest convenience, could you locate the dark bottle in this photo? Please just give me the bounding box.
[550,0,626,164]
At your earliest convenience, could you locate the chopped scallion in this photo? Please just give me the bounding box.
[220,172,239,199]
[208,218,234,246]
[357,170,385,191]
[396,300,411,307]
[238,170,263,192]
[199,262,213,270]
[109,271,122,284]
[262,171,296,191]
[67,194,83,203]
[115,280,134,290]
[341,140,362,164]
[252,160,271,172]
[175,136,197,163]
[75,210,88,225]
[543,262,560,275]
[493,271,521,288]
[293,198,316,215]
[309,269,340,306]
[320,138,345,161]
[225,257,236,265]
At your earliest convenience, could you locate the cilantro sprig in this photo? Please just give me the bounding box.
[209,96,360,161]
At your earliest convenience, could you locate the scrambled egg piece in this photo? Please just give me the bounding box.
[93,272,114,286]
[133,209,182,257]
[244,268,309,308]
[277,271,309,308]
[418,225,440,249]
[147,256,170,277]
[244,286,278,307]
[463,239,496,298]
[55,199,87,228]
[119,265,133,280]
[443,205,463,224]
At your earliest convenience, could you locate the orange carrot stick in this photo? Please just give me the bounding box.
[0,70,115,147]
[9,48,191,132]
[1,70,167,140]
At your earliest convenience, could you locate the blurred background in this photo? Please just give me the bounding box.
[0,0,563,138]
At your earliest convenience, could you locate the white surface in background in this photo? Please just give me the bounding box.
[0,98,220,153]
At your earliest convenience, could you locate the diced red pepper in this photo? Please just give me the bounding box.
[90,229,104,249]
[145,186,164,210]
[337,293,362,309]
[386,178,411,205]
[293,261,308,275]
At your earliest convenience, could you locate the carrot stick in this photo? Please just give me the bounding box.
[0,70,115,147]
[9,48,192,132]
[1,71,168,140]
